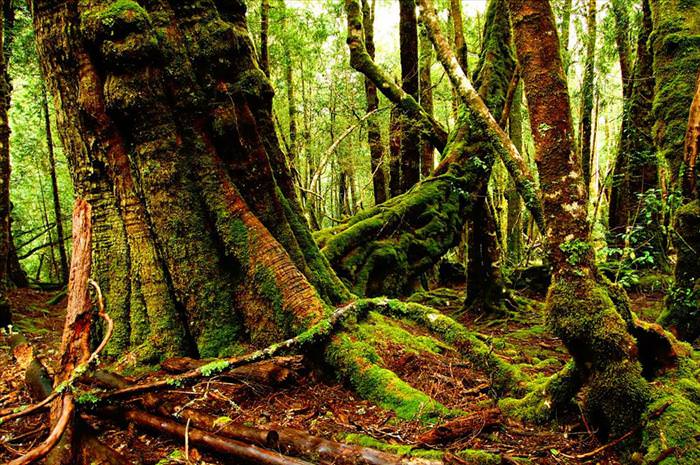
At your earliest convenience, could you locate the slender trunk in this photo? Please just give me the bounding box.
[419,21,434,177]
[388,105,402,198]
[285,52,298,165]
[361,0,387,204]
[610,0,632,100]
[579,0,596,191]
[559,0,572,73]
[260,0,270,77]
[42,84,69,284]
[449,0,468,73]
[398,0,420,192]
[506,83,523,265]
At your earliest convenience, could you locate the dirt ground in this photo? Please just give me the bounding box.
[1,284,666,465]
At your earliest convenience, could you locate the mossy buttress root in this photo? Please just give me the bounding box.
[323,299,523,422]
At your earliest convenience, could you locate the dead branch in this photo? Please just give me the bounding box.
[171,407,442,465]
[119,408,317,465]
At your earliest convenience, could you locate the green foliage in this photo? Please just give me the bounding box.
[199,359,231,377]
[558,239,592,266]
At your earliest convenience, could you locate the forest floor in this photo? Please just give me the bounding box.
[0,282,669,465]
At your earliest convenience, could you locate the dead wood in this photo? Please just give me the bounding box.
[417,408,502,445]
[170,406,442,465]
[119,408,317,465]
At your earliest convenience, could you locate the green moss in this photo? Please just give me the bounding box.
[341,433,443,459]
[357,312,449,355]
[325,333,450,421]
[559,239,593,267]
[456,449,503,465]
[641,394,700,464]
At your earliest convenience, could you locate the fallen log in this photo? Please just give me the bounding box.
[417,408,502,445]
[120,408,317,465]
[172,406,442,465]
[7,330,53,406]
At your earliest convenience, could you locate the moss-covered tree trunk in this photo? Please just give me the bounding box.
[362,0,388,205]
[650,0,700,341]
[509,0,653,438]
[607,0,661,259]
[32,0,350,361]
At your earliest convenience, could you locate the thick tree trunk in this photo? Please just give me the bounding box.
[578,0,596,191]
[362,0,387,205]
[659,72,700,341]
[509,0,653,438]
[398,0,420,192]
[32,0,347,360]
[608,0,660,259]
[648,0,700,186]
[42,84,69,284]
[650,0,700,341]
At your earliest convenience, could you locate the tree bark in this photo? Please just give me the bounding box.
[398,0,421,192]
[41,84,69,284]
[32,0,346,359]
[610,0,632,100]
[509,0,654,438]
[649,0,700,341]
[361,0,387,204]
[578,0,596,191]
[648,0,700,187]
[448,0,467,73]
[260,0,270,77]
[388,104,402,198]
[418,20,434,177]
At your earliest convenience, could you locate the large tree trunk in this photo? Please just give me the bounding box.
[32,0,348,360]
[322,0,515,297]
[398,0,420,192]
[607,0,661,260]
[650,0,700,341]
[509,0,653,438]
[648,0,700,186]
[362,0,387,205]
